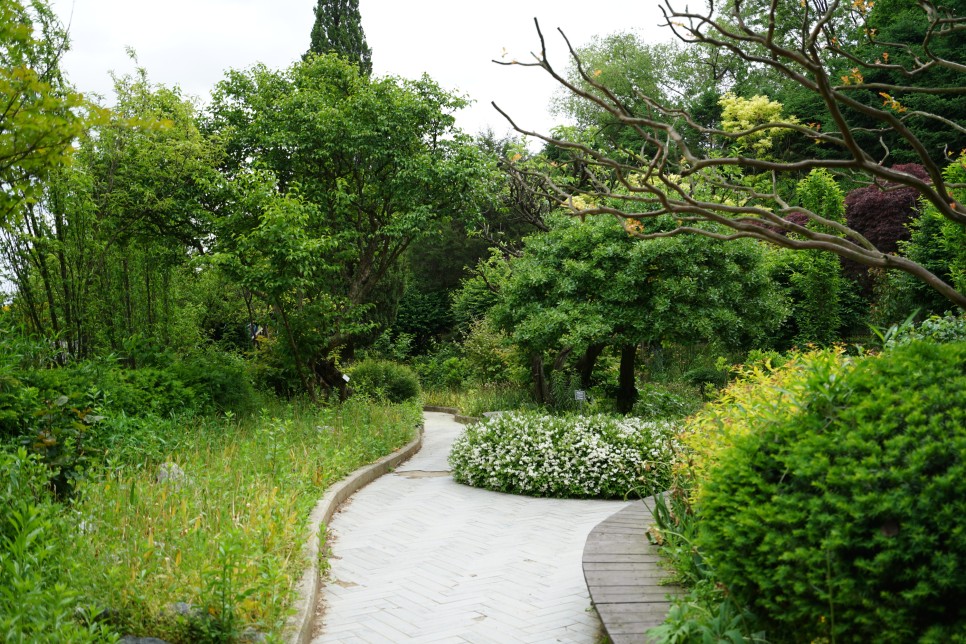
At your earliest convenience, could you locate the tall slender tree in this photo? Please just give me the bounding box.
[306,0,372,75]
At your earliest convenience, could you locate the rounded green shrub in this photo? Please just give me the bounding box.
[449,412,677,499]
[695,341,966,642]
[349,359,421,404]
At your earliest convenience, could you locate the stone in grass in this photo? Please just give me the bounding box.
[168,601,204,620]
[240,626,268,642]
[156,462,186,488]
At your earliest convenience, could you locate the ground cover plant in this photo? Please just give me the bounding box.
[0,398,419,643]
[449,411,677,499]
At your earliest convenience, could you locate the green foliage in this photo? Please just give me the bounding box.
[631,382,704,421]
[0,0,89,223]
[411,342,468,390]
[491,214,784,410]
[495,214,783,357]
[0,448,119,642]
[449,412,678,499]
[306,0,372,75]
[719,92,799,157]
[694,342,966,641]
[769,169,850,346]
[554,33,714,156]
[457,385,537,418]
[349,359,421,404]
[169,348,256,415]
[68,399,419,641]
[391,285,453,355]
[880,155,966,320]
[461,318,525,386]
[450,248,509,332]
[207,54,489,396]
[884,311,966,348]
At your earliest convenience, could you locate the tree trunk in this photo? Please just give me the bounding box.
[273,299,317,403]
[530,352,550,405]
[616,344,638,415]
[576,343,606,390]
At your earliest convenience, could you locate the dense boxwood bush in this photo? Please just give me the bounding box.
[349,359,421,403]
[695,341,966,642]
[449,412,677,499]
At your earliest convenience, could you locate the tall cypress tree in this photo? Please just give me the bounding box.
[306,0,372,76]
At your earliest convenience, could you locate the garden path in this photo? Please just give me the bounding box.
[311,411,634,643]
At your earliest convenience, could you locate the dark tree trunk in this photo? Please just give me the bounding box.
[552,347,572,372]
[616,344,638,414]
[530,352,550,405]
[576,343,606,390]
[316,360,349,402]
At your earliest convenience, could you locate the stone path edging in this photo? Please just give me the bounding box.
[421,405,479,425]
[285,423,424,644]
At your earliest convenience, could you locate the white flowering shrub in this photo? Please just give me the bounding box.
[448,412,677,499]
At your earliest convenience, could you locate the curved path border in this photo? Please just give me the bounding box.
[311,411,632,642]
[582,499,682,643]
[286,422,424,644]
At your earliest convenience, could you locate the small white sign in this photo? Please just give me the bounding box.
[574,390,586,401]
[342,374,350,382]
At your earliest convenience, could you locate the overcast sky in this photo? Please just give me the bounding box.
[48,1,670,139]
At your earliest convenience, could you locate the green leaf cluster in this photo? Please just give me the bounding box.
[493,214,784,355]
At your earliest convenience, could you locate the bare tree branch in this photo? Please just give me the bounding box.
[493,4,966,310]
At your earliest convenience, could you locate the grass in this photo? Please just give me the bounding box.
[63,397,420,642]
[422,384,537,417]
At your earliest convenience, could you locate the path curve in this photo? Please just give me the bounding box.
[312,411,633,643]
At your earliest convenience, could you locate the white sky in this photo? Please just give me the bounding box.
[48,1,671,139]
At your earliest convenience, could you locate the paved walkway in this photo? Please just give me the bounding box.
[312,411,633,643]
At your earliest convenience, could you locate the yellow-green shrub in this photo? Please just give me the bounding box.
[676,347,849,499]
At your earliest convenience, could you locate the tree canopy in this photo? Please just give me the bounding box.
[307,0,372,75]
[0,0,88,225]
[491,213,784,411]
[206,54,488,396]
[496,1,966,310]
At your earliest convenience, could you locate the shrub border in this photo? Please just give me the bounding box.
[285,418,425,644]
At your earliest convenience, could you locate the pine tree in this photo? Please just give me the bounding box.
[306,0,372,75]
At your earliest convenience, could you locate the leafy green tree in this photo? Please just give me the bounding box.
[306,0,372,75]
[774,169,849,346]
[491,214,784,412]
[207,55,488,396]
[879,154,966,320]
[0,0,88,224]
[553,32,720,158]
[499,2,966,310]
[2,66,224,359]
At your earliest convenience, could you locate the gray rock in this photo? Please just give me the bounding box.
[168,601,201,618]
[156,462,186,488]
[240,626,268,642]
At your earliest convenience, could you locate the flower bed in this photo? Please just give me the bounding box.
[448,412,677,499]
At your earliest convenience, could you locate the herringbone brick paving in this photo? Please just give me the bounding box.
[313,411,632,643]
